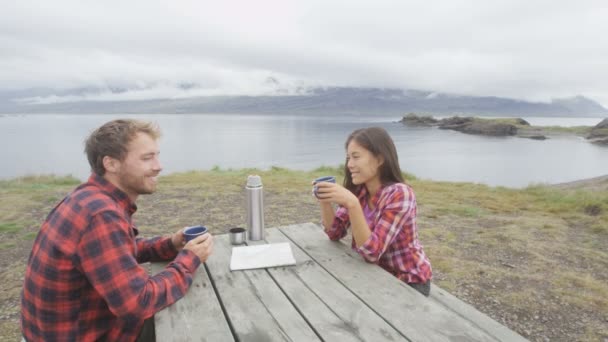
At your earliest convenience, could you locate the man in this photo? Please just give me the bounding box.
[21,119,214,341]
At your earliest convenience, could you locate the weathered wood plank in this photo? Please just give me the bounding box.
[205,233,319,341]
[280,223,499,342]
[430,285,528,342]
[150,261,233,342]
[265,227,408,342]
[334,228,529,342]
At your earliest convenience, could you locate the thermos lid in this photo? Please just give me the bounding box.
[246,175,262,187]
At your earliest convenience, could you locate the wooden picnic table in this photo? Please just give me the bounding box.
[151,222,528,342]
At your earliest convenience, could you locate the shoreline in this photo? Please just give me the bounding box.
[550,174,608,191]
[3,168,608,190]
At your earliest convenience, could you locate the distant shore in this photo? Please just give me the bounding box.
[399,113,608,145]
[550,174,608,191]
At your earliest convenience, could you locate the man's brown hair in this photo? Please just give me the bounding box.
[84,119,161,175]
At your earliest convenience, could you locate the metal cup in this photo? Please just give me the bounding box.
[229,227,247,245]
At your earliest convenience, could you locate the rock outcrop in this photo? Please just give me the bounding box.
[587,118,608,145]
[399,114,608,146]
[437,117,518,136]
[400,114,520,136]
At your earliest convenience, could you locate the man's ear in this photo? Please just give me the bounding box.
[102,156,120,174]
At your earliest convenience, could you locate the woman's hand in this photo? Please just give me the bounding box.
[315,182,358,209]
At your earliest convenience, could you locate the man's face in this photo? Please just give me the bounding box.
[114,132,162,200]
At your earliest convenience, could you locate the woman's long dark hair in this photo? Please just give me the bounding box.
[343,127,404,194]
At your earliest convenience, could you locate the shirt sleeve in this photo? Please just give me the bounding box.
[355,186,415,263]
[324,205,350,240]
[135,236,179,263]
[77,210,201,321]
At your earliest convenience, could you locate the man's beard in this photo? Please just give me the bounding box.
[119,170,157,196]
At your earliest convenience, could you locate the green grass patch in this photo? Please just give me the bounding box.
[453,206,485,217]
[0,175,80,190]
[0,222,21,233]
[432,205,486,218]
[428,256,455,273]
[501,288,541,308]
[540,125,592,135]
[524,186,608,220]
[0,242,16,250]
[23,232,38,240]
[554,272,608,310]
[475,117,528,126]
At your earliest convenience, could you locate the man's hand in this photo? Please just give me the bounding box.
[171,228,186,251]
[183,233,214,263]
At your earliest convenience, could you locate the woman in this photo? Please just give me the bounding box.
[315,127,432,296]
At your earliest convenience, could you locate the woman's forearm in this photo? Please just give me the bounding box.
[347,202,372,247]
[320,202,335,231]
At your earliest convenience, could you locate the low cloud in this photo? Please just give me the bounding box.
[2,0,607,106]
[14,77,314,105]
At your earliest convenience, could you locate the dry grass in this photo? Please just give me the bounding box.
[1,168,607,341]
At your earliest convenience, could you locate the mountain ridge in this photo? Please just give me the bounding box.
[1,87,606,117]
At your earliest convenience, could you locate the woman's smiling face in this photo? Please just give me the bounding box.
[346,140,383,186]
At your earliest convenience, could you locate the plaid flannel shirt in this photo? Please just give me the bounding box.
[21,174,201,341]
[325,183,432,284]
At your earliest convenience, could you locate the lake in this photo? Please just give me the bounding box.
[1,113,607,188]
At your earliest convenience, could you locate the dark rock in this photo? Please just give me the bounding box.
[590,137,608,145]
[400,113,439,126]
[595,118,608,129]
[438,117,518,136]
[515,118,531,126]
[587,122,608,144]
[526,135,547,140]
[438,116,474,129]
[464,122,518,136]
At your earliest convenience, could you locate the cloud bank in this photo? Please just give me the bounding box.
[1,0,607,106]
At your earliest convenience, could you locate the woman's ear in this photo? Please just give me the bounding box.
[377,154,385,167]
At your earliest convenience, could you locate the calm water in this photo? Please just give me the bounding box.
[1,114,607,188]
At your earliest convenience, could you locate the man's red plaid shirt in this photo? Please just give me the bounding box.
[21,174,201,341]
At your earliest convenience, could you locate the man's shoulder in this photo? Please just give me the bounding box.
[67,183,120,214]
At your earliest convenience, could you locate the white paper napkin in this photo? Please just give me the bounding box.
[230,242,296,271]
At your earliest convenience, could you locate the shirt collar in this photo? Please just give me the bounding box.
[356,184,386,207]
[87,173,138,215]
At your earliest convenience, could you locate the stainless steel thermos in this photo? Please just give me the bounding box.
[246,175,264,241]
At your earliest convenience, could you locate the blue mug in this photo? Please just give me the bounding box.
[183,225,208,242]
[313,176,336,198]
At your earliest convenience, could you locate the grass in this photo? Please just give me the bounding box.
[0,223,21,234]
[472,117,595,136]
[1,168,607,341]
[0,174,80,190]
[540,125,593,135]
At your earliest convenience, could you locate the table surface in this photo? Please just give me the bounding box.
[151,223,528,342]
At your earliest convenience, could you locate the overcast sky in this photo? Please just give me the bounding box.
[2,0,607,106]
